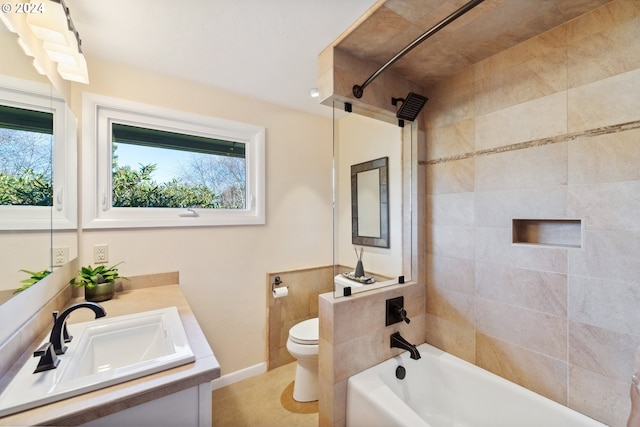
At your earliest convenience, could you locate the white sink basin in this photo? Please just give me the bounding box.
[0,306,195,417]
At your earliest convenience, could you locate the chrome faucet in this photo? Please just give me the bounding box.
[49,302,106,355]
[390,332,421,360]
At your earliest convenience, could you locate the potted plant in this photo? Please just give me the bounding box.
[71,262,127,302]
[15,269,51,294]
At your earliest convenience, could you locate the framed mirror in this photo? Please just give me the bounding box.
[333,101,415,298]
[351,157,389,248]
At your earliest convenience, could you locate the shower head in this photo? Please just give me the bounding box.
[392,93,428,122]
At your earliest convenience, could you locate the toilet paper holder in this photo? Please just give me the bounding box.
[272,276,288,292]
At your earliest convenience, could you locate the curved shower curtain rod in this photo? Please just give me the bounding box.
[352,0,485,99]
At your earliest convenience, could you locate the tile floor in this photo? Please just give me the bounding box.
[212,362,318,427]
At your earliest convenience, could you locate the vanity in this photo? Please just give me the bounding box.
[0,274,220,426]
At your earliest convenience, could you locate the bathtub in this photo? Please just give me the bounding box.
[346,343,606,427]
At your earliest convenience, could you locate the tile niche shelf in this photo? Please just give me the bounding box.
[512,219,582,248]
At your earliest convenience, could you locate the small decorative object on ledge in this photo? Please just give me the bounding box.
[71,262,128,302]
[354,246,365,277]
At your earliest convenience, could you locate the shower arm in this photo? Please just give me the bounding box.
[352,0,485,99]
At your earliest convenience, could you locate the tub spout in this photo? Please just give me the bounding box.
[390,332,421,360]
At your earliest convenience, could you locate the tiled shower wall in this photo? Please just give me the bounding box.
[423,1,640,426]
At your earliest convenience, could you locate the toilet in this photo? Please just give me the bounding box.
[286,317,319,402]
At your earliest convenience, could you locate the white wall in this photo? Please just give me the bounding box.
[70,57,334,374]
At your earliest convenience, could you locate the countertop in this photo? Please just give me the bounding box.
[0,283,220,426]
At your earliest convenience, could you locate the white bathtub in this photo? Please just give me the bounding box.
[346,343,606,427]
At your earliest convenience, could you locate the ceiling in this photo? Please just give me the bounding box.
[58,0,612,116]
[63,0,378,117]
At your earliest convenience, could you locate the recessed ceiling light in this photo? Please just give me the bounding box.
[309,88,319,98]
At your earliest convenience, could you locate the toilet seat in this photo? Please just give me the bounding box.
[289,318,318,345]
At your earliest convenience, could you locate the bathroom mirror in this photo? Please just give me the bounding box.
[351,156,389,248]
[0,25,78,304]
[333,101,415,298]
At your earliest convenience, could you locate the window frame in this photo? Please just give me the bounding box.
[81,92,266,229]
[0,75,77,231]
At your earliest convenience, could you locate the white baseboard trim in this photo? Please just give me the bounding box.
[211,362,267,391]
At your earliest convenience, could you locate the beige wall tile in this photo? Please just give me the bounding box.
[569,321,640,381]
[568,230,640,283]
[475,142,568,192]
[426,254,475,295]
[475,226,568,273]
[568,68,640,132]
[425,118,474,160]
[426,192,474,226]
[425,158,474,195]
[426,284,474,327]
[424,313,475,363]
[475,92,567,151]
[424,67,475,130]
[568,365,630,427]
[569,181,640,231]
[475,28,567,116]
[568,15,640,88]
[476,333,568,404]
[568,275,640,336]
[475,262,567,316]
[476,298,567,360]
[565,0,640,45]
[568,128,640,185]
[474,186,567,228]
[427,225,475,260]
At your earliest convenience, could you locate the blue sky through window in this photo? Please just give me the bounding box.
[114,143,194,183]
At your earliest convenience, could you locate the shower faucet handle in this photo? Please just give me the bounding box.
[397,306,411,324]
[385,296,411,326]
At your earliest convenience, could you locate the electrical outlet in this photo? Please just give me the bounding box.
[53,247,69,267]
[93,244,109,264]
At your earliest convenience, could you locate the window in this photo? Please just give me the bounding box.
[0,76,76,230]
[82,93,265,228]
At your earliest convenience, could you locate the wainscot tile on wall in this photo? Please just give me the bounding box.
[426,192,474,227]
[568,181,640,232]
[475,261,567,316]
[425,158,474,195]
[475,92,567,151]
[474,142,568,192]
[568,230,640,284]
[568,68,640,133]
[474,26,567,116]
[567,3,640,88]
[568,275,640,337]
[426,254,475,295]
[569,321,640,381]
[569,365,631,427]
[475,298,567,360]
[475,333,567,404]
[425,118,474,161]
[568,128,640,185]
[474,186,567,228]
[267,266,333,370]
[475,226,568,273]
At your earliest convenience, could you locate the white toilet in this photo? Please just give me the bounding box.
[286,317,319,402]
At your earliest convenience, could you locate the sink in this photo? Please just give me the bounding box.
[0,306,195,417]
